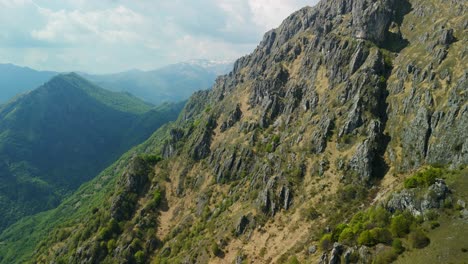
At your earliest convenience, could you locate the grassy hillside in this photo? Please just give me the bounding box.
[0,73,184,232]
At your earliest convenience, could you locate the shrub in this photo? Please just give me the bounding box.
[211,242,221,257]
[379,76,387,85]
[404,167,443,188]
[357,230,374,246]
[404,177,418,188]
[373,248,398,264]
[301,206,320,221]
[392,238,405,254]
[332,223,348,242]
[369,207,391,228]
[338,227,355,245]
[369,228,392,245]
[287,256,301,264]
[409,229,430,249]
[443,199,453,209]
[148,190,162,209]
[320,234,333,251]
[339,184,367,202]
[134,250,145,264]
[357,228,391,246]
[272,135,281,145]
[429,221,440,229]
[139,154,162,165]
[265,143,274,153]
[424,209,439,221]
[107,239,116,253]
[390,213,413,237]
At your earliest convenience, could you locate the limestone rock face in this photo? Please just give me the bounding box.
[387,179,451,217]
[352,0,396,43]
[24,0,468,263]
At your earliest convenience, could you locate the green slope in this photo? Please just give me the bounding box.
[0,73,184,233]
[0,120,173,263]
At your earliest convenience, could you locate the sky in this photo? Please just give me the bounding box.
[0,0,318,74]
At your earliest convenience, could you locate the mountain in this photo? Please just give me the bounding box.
[0,64,58,104]
[0,60,232,106]
[185,59,235,75]
[82,60,233,105]
[0,73,184,233]
[1,0,467,263]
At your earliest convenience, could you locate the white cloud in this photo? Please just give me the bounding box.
[248,0,311,30]
[31,5,146,44]
[1,0,319,73]
[0,0,30,8]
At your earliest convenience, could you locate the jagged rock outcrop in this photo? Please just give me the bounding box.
[18,0,468,264]
[220,104,243,132]
[110,157,151,221]
[190,115,217,160]
[329,242,344,264]
[311,116,334,154]
[162,128,184,158]
[349,120,385,181]
[387,179,450,217]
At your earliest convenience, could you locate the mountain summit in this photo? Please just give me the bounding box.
[0,73,183,232]
[0,0,466,263]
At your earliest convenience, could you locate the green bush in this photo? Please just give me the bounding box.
[211,242,221,257]
[107,239,116,253]
[301,206,320,221]
[390,213,413,237]
[265,143,274,153]
[338,227,355,245]
[139,154,162,165]
[339,184,368,202]
[409,229,430,249]
[373,248,398,264]
[332,223,348,242]
[320,234,333,251]
[148,190,162,209]
[404,167,443,188]
[424,210,439,221]
[404,177,418,188]
[369,207,391,228]
[272,135,281,145]
[287,256,301,264]
[97,219,120,241]
[357,227,392,246]
[369,228,392,245]
[392,238,405,254]
[358,230,374,246]
[134,250,145,264]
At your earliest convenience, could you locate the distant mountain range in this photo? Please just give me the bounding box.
[0,73,184,232]
[82,59,233,105]
[0,60,232,105]
[0,64,57,104]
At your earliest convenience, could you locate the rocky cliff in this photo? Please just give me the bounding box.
[0,0,466,263]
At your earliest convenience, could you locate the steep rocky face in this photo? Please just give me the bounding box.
[3,0,466,263]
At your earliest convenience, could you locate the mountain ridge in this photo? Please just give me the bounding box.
[0,0,466,263]
[0,73,184,233]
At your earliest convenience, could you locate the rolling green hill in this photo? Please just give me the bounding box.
[0,73,184,232]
